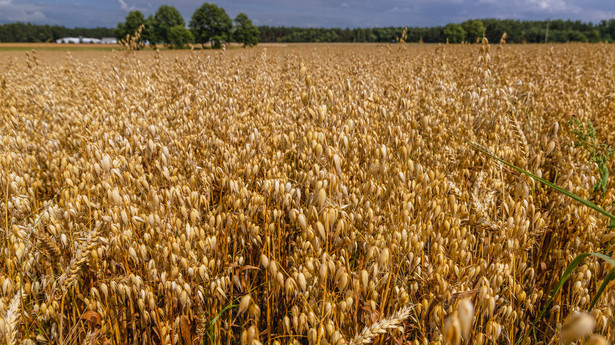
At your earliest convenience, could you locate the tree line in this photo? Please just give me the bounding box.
[2,15,615,46]
[259,19,615,43]
[0,23,114,43]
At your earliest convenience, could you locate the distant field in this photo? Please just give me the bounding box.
[1,43,614,345]
[0,42,121,51]
[0,41,417,51]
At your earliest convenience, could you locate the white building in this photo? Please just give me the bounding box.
[101,37,118,44]
[56,37,104,44]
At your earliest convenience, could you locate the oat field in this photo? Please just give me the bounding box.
[1,43,615,345]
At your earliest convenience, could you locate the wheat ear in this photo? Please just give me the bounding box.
[348,304,416,345]
[506,110,529,158]
[52,222,101,300]
[4,292,21,345]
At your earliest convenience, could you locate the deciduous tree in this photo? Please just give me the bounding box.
[190,3,232,49]
[153,5,185,46]
[233,13,259,47]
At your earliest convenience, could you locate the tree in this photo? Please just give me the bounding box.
[190,3,232,49]
[116,10,144,38]
[168,25,194,49]
[608,19,615,39]
[153,5,185,46]
[462,20,485,42]
[233,13,259,47]
[143,15,155,43]
[116,10,151,47]
[568,30,588,42]
[443,24,466,43]
[587,29,601,42]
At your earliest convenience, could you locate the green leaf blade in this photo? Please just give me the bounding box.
[589,267,615,310]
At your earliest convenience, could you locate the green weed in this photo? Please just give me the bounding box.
[569,117,615,195]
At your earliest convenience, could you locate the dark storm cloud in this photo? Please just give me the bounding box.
[0,0,614,28]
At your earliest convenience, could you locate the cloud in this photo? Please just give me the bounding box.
[0,1,46,22]
[117,0,135,12]
[1,0,615,29]
[525,0,573,12]
[588,9,615,21]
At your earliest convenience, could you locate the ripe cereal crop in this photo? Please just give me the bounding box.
[1,42,614,344]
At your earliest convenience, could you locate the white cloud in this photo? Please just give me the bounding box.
[0,1,46,22]
[523,0,576,13]
[1,0,614,29]
[117,0,135,12]
[390,6,413,13]
[589,10,615,21]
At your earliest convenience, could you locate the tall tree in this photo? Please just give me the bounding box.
[153,5,185,46]
[116,10,144,38]
[190,3,232,49]
[116,10,150,46]
[144,15,155,43]
[233,13,259,47]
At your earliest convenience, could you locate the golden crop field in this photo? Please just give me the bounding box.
[1,42,614,345]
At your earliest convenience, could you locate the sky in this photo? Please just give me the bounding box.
[0,0,614,28]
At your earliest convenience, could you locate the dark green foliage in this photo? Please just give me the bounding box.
[233,13,259,47]
[152,5,185,46]
[443,24,465,43]
[0,23,114,42]
[144,15,155,43]
[189,3,232,49]
[461,19,485,42]
[258,19,615,43]
[116,10,144,39]
[484,19,522,43]
[588,29,601,42]
[569,117,615,194]
[168,25,194,49]
[115,10,151,46]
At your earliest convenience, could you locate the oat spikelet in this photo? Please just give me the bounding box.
[348,304,415,345]
[81,330,98,345]
[560,312,595,344]
[499,32,507,45]
[457,299,474,340]
[442,314,461,345]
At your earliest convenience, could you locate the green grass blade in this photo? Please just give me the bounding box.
[529,252,615,340]
[589,252,615,266]
[589,266,615,310]
[469,142,615,222]
[209,298,239,343]
[532,253,591,325]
